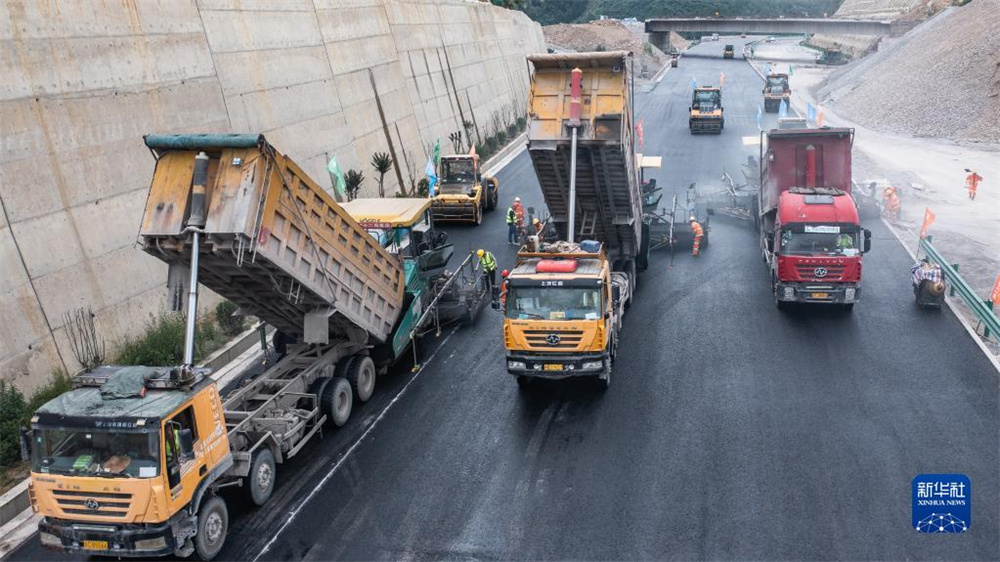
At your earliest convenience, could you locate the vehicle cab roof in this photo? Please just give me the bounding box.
[778,188,859,224]
[510,257,605,283]
[340,198,431,228]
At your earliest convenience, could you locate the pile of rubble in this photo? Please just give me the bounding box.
[818,1,1000,143]
[543,20,687,79]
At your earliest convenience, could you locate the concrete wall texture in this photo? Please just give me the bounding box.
[0,0,545,392]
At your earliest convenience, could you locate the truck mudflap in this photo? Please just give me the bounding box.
[38,516,177,558]
[506,351,609,379]
[775,282,860,304]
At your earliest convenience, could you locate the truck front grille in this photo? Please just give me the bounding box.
[796,264,845,281]
[523,329,584,349]
[53,490,131,518]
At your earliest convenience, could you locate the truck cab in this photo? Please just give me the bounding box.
[690,87,724,134]
[30,367,232,559]
[430,154,499,225]
[504,244,629,390]
[763,73,790,113]
[723,44,735,58]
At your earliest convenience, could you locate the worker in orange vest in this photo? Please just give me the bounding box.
[512,197,525,228]
[689,217,704,257]
[499,269,510,308]
[965,168,982,200]
[882,186,901,220]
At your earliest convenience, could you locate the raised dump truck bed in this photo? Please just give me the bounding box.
[140,134,404,343]
[526,52,643,270]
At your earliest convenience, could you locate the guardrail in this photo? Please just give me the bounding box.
[921,235,999,340]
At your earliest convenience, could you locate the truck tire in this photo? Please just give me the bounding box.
[195,496,228,561]
[321,377,353,427]
[842,303,855,312]
[346,356,376,402]
[246,448,276,507]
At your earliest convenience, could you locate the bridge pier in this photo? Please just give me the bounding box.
[649,32,672,54]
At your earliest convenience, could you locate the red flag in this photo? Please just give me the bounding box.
[990,273,1000,305]
[719,72,726,88]
[919,207,935,238]
[469,144,476,157]
[636,120,644,150]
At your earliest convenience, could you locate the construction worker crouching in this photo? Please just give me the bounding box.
[689,217,704,257]
[477,248,498,292]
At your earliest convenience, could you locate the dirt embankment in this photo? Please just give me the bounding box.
[542,20,687,79]
[817,0,1000,143]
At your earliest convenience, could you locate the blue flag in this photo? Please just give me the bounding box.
[425,157,437,197]
[756,105,763,131]
[778,99,788,119]
[690,77,697,89]
[765,62,772,75]
[806,102,817,123]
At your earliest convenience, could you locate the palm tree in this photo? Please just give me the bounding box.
[345,169,364,201]
[371,152,393,198]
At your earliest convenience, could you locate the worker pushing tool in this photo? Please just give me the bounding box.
[477,248,498,292]
[965,168,982,200]
[689,217,704,256]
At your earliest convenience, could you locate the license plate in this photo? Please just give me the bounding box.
[83,540,108,551]
[543,364,563,371]
[811,292,830,299]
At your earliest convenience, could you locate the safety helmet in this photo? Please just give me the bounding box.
[501,269,510,278]
[533,218,540,224]
[689,216,697,222]
[514,197,521,202]
[477,249,485,258]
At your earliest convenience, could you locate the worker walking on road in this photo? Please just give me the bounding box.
[689,217,704,257]
[965,168,982,200]
[477,249,498,292]
[882,186,901,220]
[506,202,518,245]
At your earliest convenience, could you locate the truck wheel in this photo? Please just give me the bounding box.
[474,207,483,225]
[842,303,855,312]
[195,496,228,561]
[247,448,276,506]
[597,365,611,390]
[321,377,353,427]
[516,375,532,389]
[347,356,376,402]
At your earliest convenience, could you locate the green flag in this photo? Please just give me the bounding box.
[327,156,346,196]
[789,64,794,76]
[433,139,441,166]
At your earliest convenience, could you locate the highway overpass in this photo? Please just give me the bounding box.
[646,17,916,52]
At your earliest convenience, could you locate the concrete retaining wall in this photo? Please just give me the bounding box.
[0,0,545,392]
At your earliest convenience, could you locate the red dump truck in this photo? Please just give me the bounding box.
[757,127,871,311]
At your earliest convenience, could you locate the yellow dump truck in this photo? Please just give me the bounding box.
[505,52,647,390]
[27,134,485,559]
[430,153,499,224]
[689,86,724,134]
[763,73,790,113]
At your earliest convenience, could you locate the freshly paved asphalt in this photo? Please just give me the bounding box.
[9,38,998,562]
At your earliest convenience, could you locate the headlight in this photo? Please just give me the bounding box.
[135,537,168,551]
[783,287,795,300]
[844,288,856,302]
[507,361,525,370]
[582,361,603,371]
[39,532,61,547]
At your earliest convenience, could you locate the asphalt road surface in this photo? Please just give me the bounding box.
[9,37,998,561]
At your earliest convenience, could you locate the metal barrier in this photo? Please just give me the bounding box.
[920,236,999,340]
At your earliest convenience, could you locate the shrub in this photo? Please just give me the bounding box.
[496,129,508,145]
[370,152,393,198]
[516,116,527,131]
[114,313,187,366]
[215,300,245,336]
[507,123,519,137]
[595,44,606,52]
[417,178,430,197]
[345,169,364,201]
[485,136,499,154]
[0,381,28,469]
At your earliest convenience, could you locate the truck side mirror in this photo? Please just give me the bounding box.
[612,285,621,306]
[863,229,872,253]
[178,429,195,460]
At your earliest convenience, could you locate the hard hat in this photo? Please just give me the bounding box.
[501,269,510,278]
[533,218,540,224]
[514,197,521,202]
[689,216,697,222]
[476,249,484,258]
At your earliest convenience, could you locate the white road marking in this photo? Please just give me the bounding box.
[253,327,459,561]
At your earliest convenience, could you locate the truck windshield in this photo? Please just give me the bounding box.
[507,286,602,320]
[780,229,859,256]
[31,428,160,478]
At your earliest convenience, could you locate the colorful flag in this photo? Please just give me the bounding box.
[433,138,441,166]
[789,64,794,76]
[690,77,698,89]
[636,120,644,150]
[327,156,346,196]
[816,107,825,127]
[806,103,817,123]
[756,105,763,131]
[425,157,438,197]
[719,72,726,88]
[469,143,477,157]
[778,99,788,119]
[764,62,772,75]
[920,207,935,238]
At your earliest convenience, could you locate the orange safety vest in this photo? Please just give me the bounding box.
[691,222,704,237]
[967,173,982,189]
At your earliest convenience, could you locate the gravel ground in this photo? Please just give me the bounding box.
[816,0,1000,142]
[542,20,682,80]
